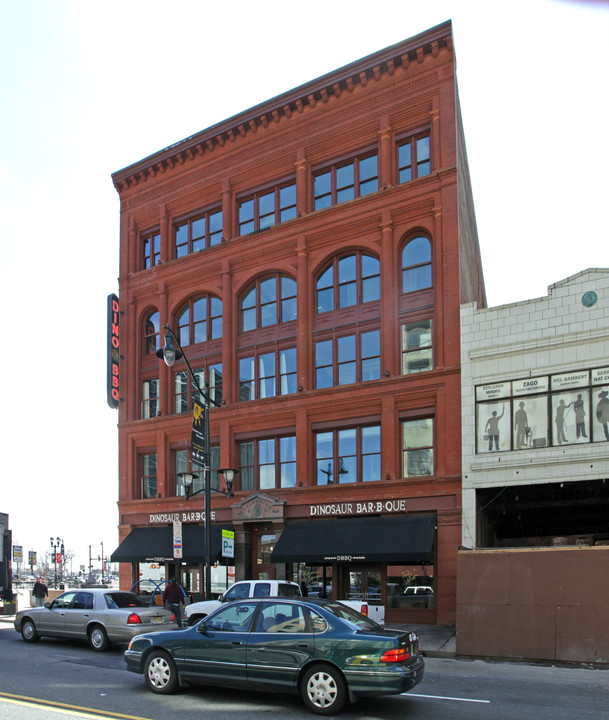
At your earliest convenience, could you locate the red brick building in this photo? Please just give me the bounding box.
[110,21,485,626]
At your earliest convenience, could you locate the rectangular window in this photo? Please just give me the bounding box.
[143,230,161,269]
[142,379,159,419]
[175,207,222,258]
[402,418,434,477]
[398,133,431,183]
[175,447,220,496]
[238,181,296,235]
[315,332,380,388]
[315,425,380,485]
[175,365,223,413]
[238,436,296,491]
[401,320,433,374]
[239,349,296,401]
[314,152,378,210]
[142,454,157,498]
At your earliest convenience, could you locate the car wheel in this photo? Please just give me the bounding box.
[145,651,179,694]
[88,625,110,652]
[21,618,41,643]
[301,663,346,715]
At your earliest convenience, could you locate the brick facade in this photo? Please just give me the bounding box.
[111,21,485,626]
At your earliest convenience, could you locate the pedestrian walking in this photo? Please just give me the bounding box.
[162,577,185,627]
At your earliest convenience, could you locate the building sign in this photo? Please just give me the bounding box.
[476,382,511,402]
[107,294,120,409]
[592,367,609,385]
[512,376,549,396]
[551,371,589,390]
[173,519,182,559]
[309,499,407,517]
[149,511,216,524]
[222,529,235,559]
[191,400,206,464]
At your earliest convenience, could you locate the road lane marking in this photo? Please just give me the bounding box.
[0,691,153,720]
[406,692,490,703]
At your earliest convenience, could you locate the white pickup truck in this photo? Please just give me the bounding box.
[184,579,385,626]
[184,580,301,625]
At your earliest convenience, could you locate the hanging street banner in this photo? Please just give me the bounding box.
[191,399,206,464]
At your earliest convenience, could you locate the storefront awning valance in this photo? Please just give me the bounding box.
[271,514,436,565]
[110,525,233,564]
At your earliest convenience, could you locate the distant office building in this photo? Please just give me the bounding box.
[110,21,485,626]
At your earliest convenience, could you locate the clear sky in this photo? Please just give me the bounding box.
[1,0,607,573]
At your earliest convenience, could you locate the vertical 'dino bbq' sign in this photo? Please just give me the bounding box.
[107,294,120,409]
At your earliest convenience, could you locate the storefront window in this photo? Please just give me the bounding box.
[385,565,435,610]
[475,370,609,453]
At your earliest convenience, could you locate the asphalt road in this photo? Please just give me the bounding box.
[1,624,608,719]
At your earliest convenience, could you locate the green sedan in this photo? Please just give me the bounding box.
[124,597,424,715]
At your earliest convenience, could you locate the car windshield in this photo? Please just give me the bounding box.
[104,592,148,609]
[326,602,382,631]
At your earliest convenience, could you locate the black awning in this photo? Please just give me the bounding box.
[271,515,436,564]
[110,525,232,564]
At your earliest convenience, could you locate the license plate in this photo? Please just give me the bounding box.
[152,616,163,624]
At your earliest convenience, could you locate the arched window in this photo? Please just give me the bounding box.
[316,252,380,314]
[401,236,432,293]
[240,275,297,332]
[144,311,160,355]
[177,296,222,347]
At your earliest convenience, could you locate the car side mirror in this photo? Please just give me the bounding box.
[219,593,227,603]
[44,602,51,609]
[196,621,208,634]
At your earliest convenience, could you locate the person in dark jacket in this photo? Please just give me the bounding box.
[32,578,48,607]
[162,577,184,627]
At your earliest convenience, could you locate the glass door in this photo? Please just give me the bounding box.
[347,566,382,601]
[253,526,277,580]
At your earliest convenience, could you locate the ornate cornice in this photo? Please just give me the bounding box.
[112,22,452,193]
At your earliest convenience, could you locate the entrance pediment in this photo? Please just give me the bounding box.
[231,492,285,522]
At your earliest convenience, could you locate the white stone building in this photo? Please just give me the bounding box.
[460,269,609,549]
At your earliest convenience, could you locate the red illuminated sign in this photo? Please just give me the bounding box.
[107,294,120,409]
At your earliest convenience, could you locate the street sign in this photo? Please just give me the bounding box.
[222,529,235,559]
[173,519,183,559]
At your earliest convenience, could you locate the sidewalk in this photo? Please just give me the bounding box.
[386,623,456,658]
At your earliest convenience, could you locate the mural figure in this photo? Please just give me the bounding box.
[596,390,609,440]
[514,401,529,449]
[484,406,505,451]
[554,399,573,445]
[573,394,588,438]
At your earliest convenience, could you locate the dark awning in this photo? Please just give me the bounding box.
[110,525,232,564]
[271,515,436,564]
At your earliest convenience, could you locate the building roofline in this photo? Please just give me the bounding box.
[112,21,452,191]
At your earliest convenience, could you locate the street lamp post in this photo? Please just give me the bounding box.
[158,325,237,601]
[97,540,105,585]
[49,537,62,589]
